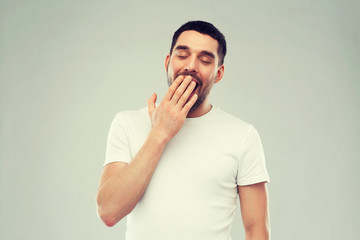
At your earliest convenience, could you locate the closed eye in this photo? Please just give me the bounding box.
[199,57,212,64]
[200,59,211,64]
[175,48,190,59]
[199,51,215,64]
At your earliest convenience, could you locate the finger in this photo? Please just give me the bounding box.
[147,93,157,117]
[170,75,192,104]
[181,93,198,114]
[176,81,196,108]
[164,75,185,101]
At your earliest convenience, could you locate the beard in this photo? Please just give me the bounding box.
[167,70,214,113]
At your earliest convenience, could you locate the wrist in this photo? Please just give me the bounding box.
[148,129,171,145]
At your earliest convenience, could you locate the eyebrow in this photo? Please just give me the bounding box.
[175,45,215,60]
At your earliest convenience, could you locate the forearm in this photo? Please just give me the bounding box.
[97,130,168,226]
[245,223,270,240]
[239,183,270,240]
[97,76,197,226]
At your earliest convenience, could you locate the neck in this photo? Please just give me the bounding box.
[186,102,212,118]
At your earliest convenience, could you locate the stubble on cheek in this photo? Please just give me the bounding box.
[166,70,173,87]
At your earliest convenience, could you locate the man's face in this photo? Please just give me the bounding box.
[165,30,224,112]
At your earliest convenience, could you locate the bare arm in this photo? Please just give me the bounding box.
[238,182,270,240]
[96,75,197,227]
[96,132,167,227]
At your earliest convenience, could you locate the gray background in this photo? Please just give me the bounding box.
[1,0,359,239]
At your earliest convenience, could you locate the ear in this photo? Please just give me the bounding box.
[164,54,170,70]
[214,64,225,84]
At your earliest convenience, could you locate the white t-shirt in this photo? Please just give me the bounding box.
[104,106,270,240]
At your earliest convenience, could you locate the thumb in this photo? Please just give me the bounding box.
[147,92,157,117]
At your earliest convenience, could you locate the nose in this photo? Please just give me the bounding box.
[184,56,198,73]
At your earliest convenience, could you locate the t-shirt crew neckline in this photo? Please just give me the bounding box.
[185,105,218,123]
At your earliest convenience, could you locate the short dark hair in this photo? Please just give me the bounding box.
[170,20,227,66]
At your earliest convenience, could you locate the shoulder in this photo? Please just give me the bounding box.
[213,107,254,133]
[113,107,148,122]
[109,107,150,131]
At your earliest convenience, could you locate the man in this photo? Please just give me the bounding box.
[97,21,270,240]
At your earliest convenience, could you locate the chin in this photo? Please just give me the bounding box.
[189,98,203,112]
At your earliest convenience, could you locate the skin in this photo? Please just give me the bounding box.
[96,30,270,239]
[96,75,197,226]
[239,183,271,240]
[165,30,224,118]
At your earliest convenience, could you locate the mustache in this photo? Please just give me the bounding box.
[175,71,202,87]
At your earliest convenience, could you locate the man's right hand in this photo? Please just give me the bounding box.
[97,76,198,227]
[147,75,198,142]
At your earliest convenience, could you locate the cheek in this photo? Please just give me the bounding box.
[171,61,183,73]
[167,62,181,78]
[167,66,174,77]
[202,69,217,82]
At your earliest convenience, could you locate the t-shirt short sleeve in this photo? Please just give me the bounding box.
[237,126,270,186]
[104,112,132,166]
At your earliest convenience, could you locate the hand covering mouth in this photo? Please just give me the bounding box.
[176,71,202,88]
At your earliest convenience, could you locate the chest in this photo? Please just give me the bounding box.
[152,123,241,198]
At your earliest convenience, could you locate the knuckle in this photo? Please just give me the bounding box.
[169,86,176,92]
[180,95,188,101]
[169,108,177,115]
[174,89,182,97]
